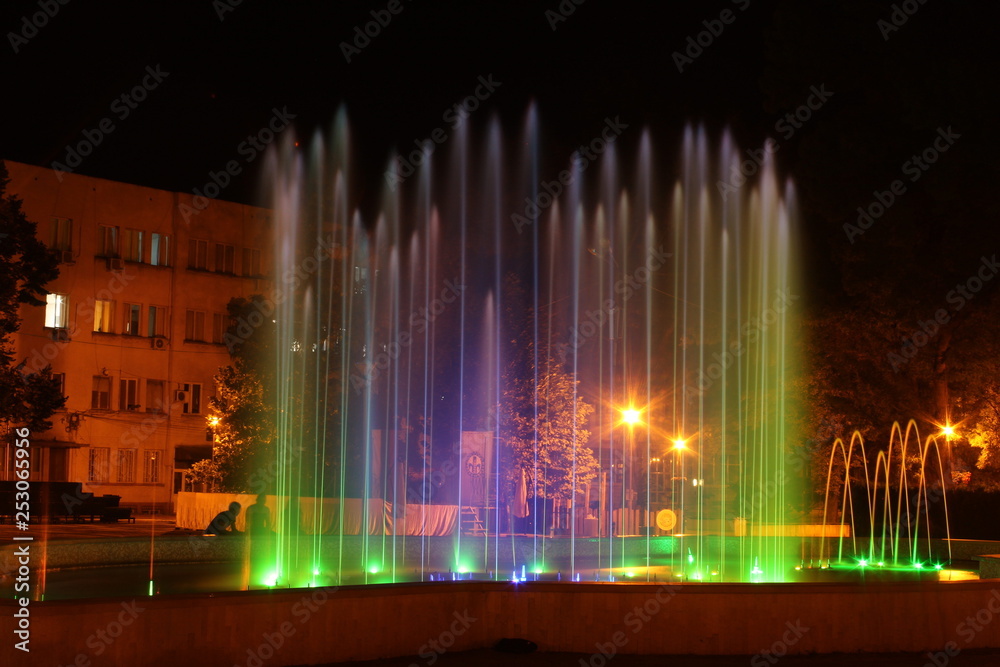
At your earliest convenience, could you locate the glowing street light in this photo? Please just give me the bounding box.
[620,406,643,508]
[940,425,955,438]
[672,438,687,450]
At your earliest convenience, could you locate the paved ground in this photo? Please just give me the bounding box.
[0,514,181,541]
[321,647,1000,666]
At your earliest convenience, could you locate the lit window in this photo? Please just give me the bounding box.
[354,266,368,295]
[119,378,139,411]
[91,376,111,410]
[150,233,170,266]
[88,447,110,482]
[185,310,206,341]
[188,239,208,269]
[215,243,235,273]
[118,448,136,483]
[124,303,142,336]
[122,228,144,262]
[93,299,114,333]
[45,293,69,329]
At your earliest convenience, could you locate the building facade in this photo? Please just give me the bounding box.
[3,160,273,512]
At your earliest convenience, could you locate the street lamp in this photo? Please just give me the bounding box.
[671,438,687,529]
[939,424,957,480]
[621,406,643,510]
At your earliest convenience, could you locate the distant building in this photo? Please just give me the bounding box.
[2,160,273,512]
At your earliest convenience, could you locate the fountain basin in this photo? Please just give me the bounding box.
[1,534,983,600]
[9,578,1000,666]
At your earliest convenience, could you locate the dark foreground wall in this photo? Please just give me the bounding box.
[6,580,1000,666]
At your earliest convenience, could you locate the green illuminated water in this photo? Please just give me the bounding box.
[254,115,803,587]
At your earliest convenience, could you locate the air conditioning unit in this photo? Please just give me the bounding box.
[174,390,187,403]
[150,337,168,350]
[51,328,70,342]
[59,250,74,264]
[107,257,125,271]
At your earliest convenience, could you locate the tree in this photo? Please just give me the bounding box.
[192,291,347,494]
[190,296,280,492]
[503,359,598,500]
[498,272,598,502]
[762,1,1000,482]
[0,161,65,431]
[192,359,275,493]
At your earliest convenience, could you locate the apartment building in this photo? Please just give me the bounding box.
[3,160,273,512]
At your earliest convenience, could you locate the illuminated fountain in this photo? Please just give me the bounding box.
[251,107,804,588]
[817,419,954,577]
[0,110,816,603]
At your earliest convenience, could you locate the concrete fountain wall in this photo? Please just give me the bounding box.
[7,579,1000,666]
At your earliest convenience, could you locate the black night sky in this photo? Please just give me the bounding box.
[3,1,996,237]
[4,0,1000,451]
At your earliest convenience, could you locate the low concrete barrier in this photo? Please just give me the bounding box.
[6,579,1000,665]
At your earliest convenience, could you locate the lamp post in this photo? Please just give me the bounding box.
[672,438,686,528]
[939,424,956,483]
[622,407,641,512]
[590,243,624,531]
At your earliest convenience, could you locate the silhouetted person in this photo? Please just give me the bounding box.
[245,494,272,534]
[206,501,241,535]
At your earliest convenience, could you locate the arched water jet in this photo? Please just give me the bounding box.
[821,420,953,572]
